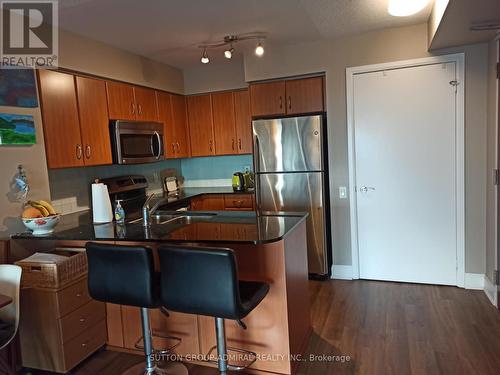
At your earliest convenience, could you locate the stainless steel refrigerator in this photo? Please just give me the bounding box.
[253,115,330,277]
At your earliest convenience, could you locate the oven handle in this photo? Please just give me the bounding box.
[154,131,162,160]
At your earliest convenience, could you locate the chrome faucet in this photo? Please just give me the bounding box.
[142,193,156,227]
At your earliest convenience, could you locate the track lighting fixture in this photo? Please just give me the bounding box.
[224,45,234,59]
[255,41,264,57]
[201,48,209,64]
[198,33,266,64]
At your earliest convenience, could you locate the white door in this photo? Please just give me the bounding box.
[353,62,458,285]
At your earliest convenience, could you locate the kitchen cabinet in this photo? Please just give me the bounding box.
[249,81,286,117]
[212,91,237,155]
[106,81,158,121]
[75,76,112,166]
[105,81,135,120]
[190,195,225,211]
[187,94,214,157]
[134,86,158,121]
[233,89,253,154]
[157,92,190,159]
[285,76,324,115]
[249,76,324,117]
[170,94,190,158]
[38,69,84,169]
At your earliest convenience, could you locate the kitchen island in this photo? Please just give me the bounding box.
[10,210,310,375]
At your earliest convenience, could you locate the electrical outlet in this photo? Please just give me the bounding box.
[338,186,347,199]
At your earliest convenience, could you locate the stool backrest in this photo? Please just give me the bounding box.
[86,242,159,308]
[158,246,241,319]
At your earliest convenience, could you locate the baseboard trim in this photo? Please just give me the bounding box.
[332,265,353,280]
[464,273,485,290]
[484,275,498,307]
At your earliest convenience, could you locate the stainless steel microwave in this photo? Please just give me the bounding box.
[110,120,164,164]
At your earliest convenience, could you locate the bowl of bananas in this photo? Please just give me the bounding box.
[21,200,60,235]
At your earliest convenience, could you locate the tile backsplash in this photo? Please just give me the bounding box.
[49,159,181,214]
[49,155,254,215]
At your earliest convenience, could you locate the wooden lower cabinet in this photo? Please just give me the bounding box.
[19,276,106,373]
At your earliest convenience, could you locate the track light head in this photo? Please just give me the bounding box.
[224,45,234,59]
[201,48,209,64]
[255,41,264,57]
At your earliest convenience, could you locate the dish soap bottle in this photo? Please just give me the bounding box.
[114,200,125,224]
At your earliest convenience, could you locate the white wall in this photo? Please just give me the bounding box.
[183,58,247,94]
[244,23,489,273]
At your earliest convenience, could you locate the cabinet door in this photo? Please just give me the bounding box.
[38,69,84,168]
[134,86,158,121]
[234,89,253,154]
[187,94,214,157]
[211,91,236,155]
[201,195,225,210]
[171,94,190,158]
[249,81,286,117]
[285,76,324,115]
[106,81,136,120]
[157,91,176,158]
[75,76,112,166]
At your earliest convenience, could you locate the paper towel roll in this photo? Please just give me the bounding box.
[92,183,113,223]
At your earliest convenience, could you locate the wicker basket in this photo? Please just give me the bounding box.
[15,248,87,289]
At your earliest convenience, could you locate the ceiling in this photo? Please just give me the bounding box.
[58,0,433,69]
[429,0,500,50]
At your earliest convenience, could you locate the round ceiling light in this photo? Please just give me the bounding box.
[388,0,429,17]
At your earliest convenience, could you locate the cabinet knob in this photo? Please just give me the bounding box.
[85,145,91,159]
[76,145,83,160]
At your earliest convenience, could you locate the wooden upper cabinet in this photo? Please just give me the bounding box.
[285,76,324,115]
[105,81,135,120]
[134,87,158,121]
[38,69,84,169]
[157,91,175,158]
[75,76,112,166]
[233,89,252,154]
[187,94,214,157]
[171,94,190,158]
[211,91,237,155]
[249,81,286,118]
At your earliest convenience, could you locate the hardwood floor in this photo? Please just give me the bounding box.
[23,280,500,375]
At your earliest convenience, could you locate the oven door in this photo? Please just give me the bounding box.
[112,121,164,164]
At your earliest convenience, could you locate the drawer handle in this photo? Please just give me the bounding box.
[79,318,86,323]
[81,342,88,348]
[76,292,83,297]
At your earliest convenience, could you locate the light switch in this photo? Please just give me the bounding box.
[338,186,347,199]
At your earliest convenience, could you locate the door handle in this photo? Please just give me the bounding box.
[153,131,162,159]
[238,138,242,150]
[131,103,135,115]
[176,142,180,153]
[288,96,292,110]
[138,104,142,115]
[85,145,91,159]
[279,96,283,109]
[232,139,235,150]
[359,186,376,193]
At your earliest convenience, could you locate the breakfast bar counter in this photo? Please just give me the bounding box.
[9,210,311,375]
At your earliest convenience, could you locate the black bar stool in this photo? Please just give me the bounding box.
[86,242,181,375]
[157,245,270,374]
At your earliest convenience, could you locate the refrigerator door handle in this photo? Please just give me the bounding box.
[254,136,262,210]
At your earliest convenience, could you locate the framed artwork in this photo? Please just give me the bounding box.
[0,69,38,107]
[0,113,36,145]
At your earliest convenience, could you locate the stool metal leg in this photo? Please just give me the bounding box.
[141,307,155,374]
[215,317,228,374]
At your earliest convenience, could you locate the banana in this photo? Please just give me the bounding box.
[36,200,57,215]
[28,201,50,216]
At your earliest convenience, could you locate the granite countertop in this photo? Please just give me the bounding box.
[11,210,307,244]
